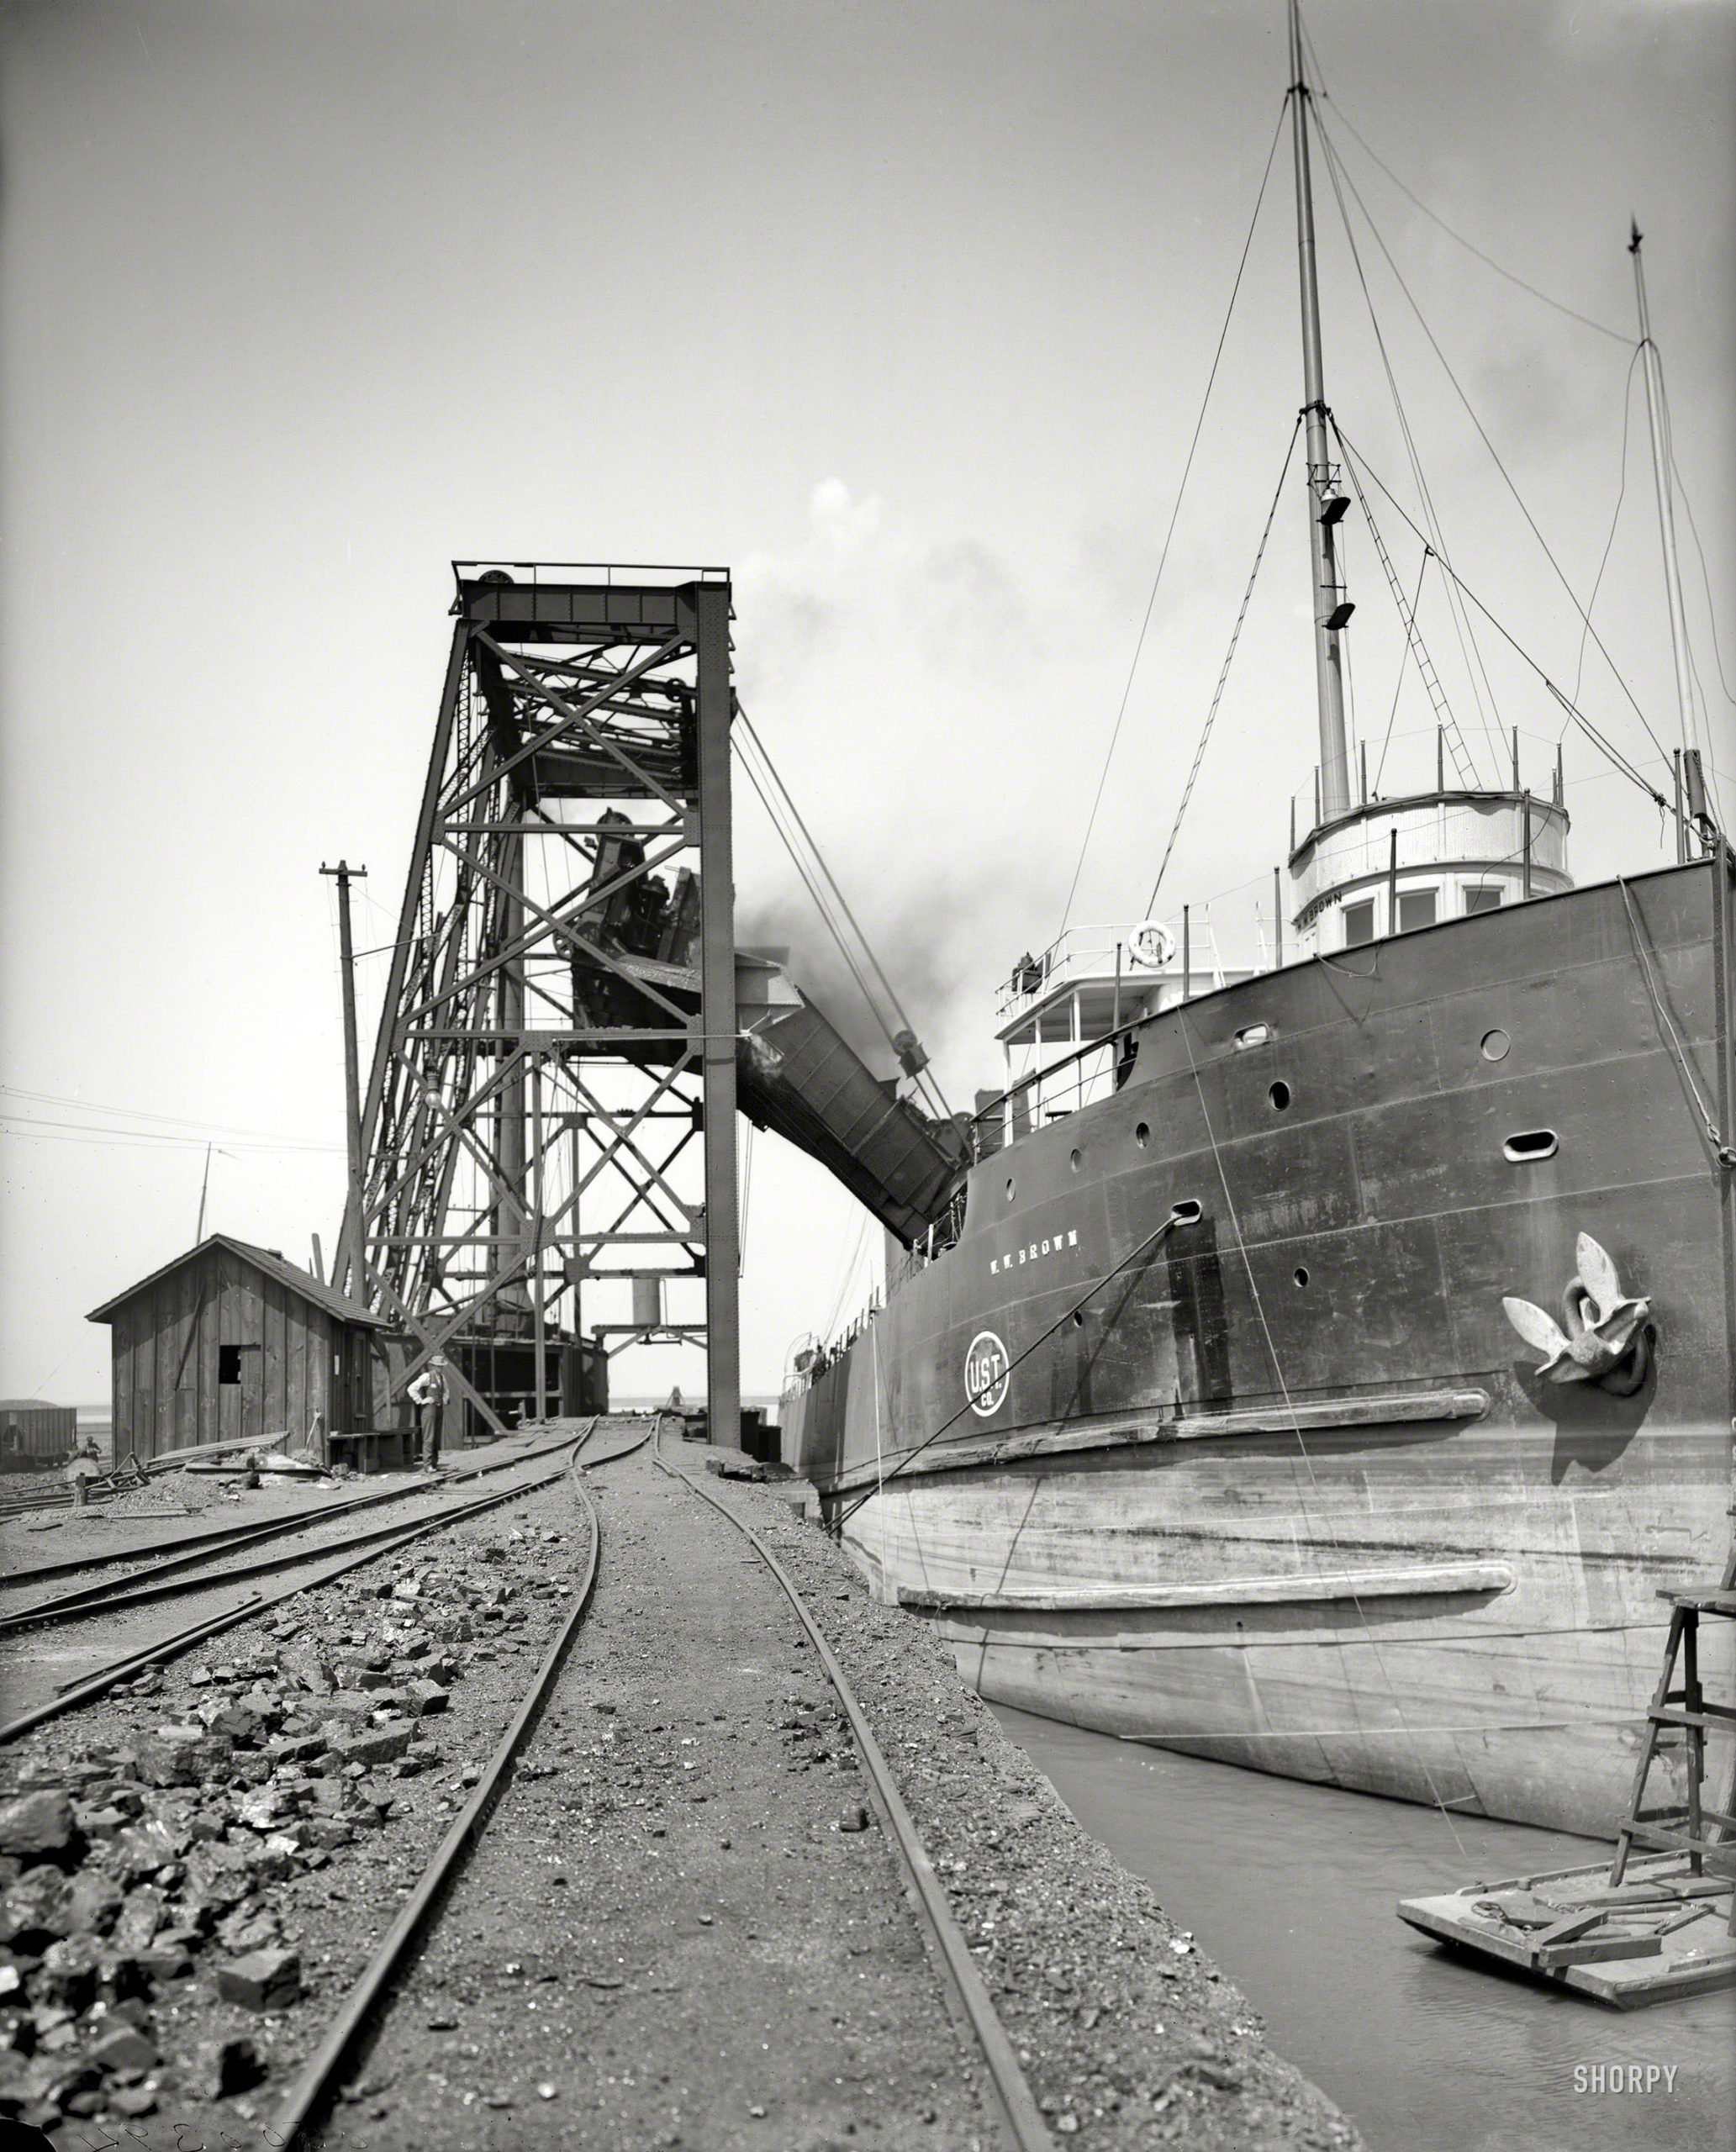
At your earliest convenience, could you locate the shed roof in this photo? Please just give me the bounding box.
[87,1234,391,1329]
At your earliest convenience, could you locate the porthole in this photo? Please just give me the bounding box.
[1269,1080,1291,1111]
[1005,1177,1016,1201]
[1480,1028,1511,1063]
[1293,1266,1310,1287]
[1069,1147,1082,1172]
[1134,1122,1151,1147]
[1235,1023,1272,1051]
[1072,1311,1084,1328]
[1503,1129,1558,1163]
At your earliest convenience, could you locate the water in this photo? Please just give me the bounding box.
[993,1705,1734,2152]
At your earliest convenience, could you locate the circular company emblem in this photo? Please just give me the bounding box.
[965,1330,1011,1417]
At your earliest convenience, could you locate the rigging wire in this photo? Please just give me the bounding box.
[732,734,906,1078]
[1669,451,1736,710]
[1312,108,1673,778]
[1652,358,1723,819]
[1309,109,1504,783]
[1335,429,1668,808]
[1144,418,1301,915]
[1569,345,1644,724]
[733,703,954,1121]
[1171,1000,1471,1859]
[1372,550,1429,794]
[1057,93,1291,938]
[1299,42,1631,345]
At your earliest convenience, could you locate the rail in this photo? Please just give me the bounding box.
[0,1422,608,1745]
[656,1433,1056,2152]
[269,1416,657,2149]
[0,1428,590,1623]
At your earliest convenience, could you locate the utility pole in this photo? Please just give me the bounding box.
[320,860,367,1297]
[196,1142,214,1242]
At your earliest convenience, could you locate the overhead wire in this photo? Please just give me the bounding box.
[1058,93,1291,938]
[0,1084,340,1152]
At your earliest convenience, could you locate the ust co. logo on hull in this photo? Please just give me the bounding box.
[965,1330,1011,1417]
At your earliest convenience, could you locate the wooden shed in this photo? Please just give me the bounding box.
[87,1235,391,1464]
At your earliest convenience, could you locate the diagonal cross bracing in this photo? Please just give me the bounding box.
[340,569,740,1445]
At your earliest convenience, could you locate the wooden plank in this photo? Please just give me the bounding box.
[135,1282,159,1464]
[263,1274,287,1435]
[287,1300,311,1438]
[1536,1933,1663,1969]
[111,1306,132,1462]
[198,1246,219,1448]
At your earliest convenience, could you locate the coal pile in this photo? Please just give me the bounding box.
[0,1514,579,2135]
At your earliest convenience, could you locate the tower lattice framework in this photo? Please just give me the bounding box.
[339,563,740,1445]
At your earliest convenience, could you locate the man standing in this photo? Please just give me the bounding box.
[406,1356,451,1472]
[66,1438,103,1509]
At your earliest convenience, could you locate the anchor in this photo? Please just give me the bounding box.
[1502,1233,1654,1396]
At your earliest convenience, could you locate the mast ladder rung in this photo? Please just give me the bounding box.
[1356,486,1478,791]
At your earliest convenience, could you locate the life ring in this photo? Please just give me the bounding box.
[1127,920,1175,970]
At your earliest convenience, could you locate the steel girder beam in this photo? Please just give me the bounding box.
[344,568,740,1446]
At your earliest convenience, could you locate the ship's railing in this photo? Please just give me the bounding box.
[995,926,1153,1022]
[974,1028,1134,1157]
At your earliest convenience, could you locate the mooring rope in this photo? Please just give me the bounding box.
[1172,1009,1474,1858]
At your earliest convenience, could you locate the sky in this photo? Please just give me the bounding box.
[3,0,1733,1408]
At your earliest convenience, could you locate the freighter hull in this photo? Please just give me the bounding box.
[781,861,1736,1837]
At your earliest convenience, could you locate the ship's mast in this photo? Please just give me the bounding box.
[1289,0,1353,824]
[1629,223,1704,765]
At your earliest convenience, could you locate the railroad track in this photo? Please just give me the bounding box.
[268,1419,647,2149]
[0,1419,627,1744]
[251,1421,1052,2152]
[0,1430,597,1638]
[1,1427,590,1595]
[654,1433,1055,2152]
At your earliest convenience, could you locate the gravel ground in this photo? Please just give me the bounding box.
[0,1455,599,2144]
[673,1442,1363,2152]
[0,1432,560,1591]
[3,1421,1363,2151]
[0,1444,578,1727]
[339,1433,1000,2152]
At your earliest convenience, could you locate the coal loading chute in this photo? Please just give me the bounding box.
[736,954,966,1247]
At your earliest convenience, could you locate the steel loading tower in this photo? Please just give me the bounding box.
[337,563,740,1447]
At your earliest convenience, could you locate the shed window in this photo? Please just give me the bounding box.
[219,1345,242,1385]
[1343,899,1376,948]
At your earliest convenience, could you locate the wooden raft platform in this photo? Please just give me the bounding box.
[1399,1851,1734,2007]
